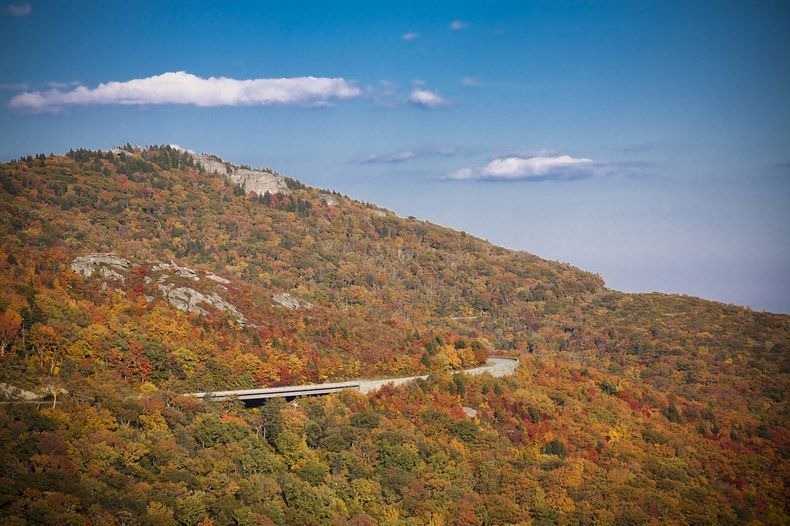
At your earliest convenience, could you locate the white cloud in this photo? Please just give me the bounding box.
[448,155,609,181]
[449,20,469,30]
[168,144,195,154]
[432,146,456,155]
[484,155,594,178]
[402,32,419,41]
[361,147,456,164]
[407,88,448,109]
[366,150,418,163]
[8,71,362,111]
[46,81,80,89]
[5,3,31,16]
[450,167,474,180]
[461,76,481,86]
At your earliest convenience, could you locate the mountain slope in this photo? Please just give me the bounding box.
[0,146,787,524]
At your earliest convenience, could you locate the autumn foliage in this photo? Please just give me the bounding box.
[0,147,787,524]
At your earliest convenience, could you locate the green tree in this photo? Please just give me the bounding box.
[175,491,207,526]
[261,399,284,447]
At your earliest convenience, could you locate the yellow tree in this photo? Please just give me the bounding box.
[29,323,62,374]
[0,310,21,358]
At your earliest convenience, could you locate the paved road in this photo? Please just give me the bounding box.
[357,356,518,393]
[187,356,519,402]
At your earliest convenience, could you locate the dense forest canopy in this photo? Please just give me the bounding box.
[0,146,787,525]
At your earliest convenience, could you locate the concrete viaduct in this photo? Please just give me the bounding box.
[186,356,519,403]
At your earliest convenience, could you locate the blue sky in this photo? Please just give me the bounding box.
[1,0,789,312]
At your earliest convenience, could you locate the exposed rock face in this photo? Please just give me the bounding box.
[71,254,131,282]
[206,273,230,285]
[190,154,229,176]
[71,253,248,326]
[190,153,291,196]
[462,406,478,418]
[152,262,199,281]
[272,292,313,310]
[158,284,248,325]
[232,167,291,197]
[0,383,67,404]
[319,193,340,206]
[0,383,42,401]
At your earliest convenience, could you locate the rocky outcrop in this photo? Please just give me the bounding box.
[71,254,131,282]
[190,153,291,196]
[232,167,291,197]
[158,284,248,325]
[152,262,199,281]
[0,383,42,401]
[272,292,313,310]
[319,193,340,206]
[206,273,230,285]
[462,406,478,418]
[0,383,67,405]
[71,253,248,326]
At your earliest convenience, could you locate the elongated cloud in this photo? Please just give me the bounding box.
[449,155,609,181]
[360,147,456,164]
[402,32,419,41]
[0,82,28,90]
[4,3,31,16]
[407,88,448,109]
[450,20,469,30]
[8,71,362,111]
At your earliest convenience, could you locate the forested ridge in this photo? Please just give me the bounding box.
[0,146,787,525]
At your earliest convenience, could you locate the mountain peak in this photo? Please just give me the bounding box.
[187,151,291,197]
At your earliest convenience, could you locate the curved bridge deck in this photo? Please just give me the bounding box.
[186,356,518,403]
